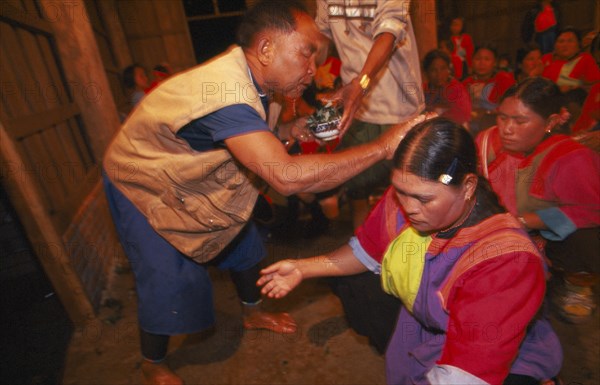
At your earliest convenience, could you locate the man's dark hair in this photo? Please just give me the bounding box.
[236,0,308,48]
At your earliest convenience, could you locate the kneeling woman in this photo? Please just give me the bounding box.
[258,118,562,384]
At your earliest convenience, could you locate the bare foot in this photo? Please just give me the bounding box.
[141,360,183,385]
[243,309,297,334]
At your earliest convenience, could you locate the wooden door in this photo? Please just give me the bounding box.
[0,0,122,324]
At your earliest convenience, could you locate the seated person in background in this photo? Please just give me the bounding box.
[463,43,516,135]
[498,53,513,73]
[423,49,472,126]
[122,63,149,109]
[439,39,466,81]
[542,27,600,124]
[145,63,172,92]
[476,77,600,324]
[515,43,545,83]
[259,118,563,385]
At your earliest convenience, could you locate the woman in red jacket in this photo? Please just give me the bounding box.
[462,43,515,135]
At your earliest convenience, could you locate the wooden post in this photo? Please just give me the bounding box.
[411,0,438,63]
[39,0,121,159]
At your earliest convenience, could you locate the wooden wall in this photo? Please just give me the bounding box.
[115,0,196,74]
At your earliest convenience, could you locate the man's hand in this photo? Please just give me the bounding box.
[319,80,364,138]
[377,112,438,159]
[257,260,303,299]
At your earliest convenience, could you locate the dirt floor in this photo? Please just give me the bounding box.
[61,207,600,385]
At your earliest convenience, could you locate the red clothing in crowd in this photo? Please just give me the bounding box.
[541,52,600,87]
[462,71,516,110]
[451,33,474,68]
[423,78,472,126]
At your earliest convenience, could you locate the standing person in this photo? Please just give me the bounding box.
[521,0,560,54]
[314,0,424,353]
[102,1,425,384]
[316,0,424,229]
[259,118,563,385]
[476,77,600,323]
[450,17,474,72]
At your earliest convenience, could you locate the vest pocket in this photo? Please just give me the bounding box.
[154,187,231,232]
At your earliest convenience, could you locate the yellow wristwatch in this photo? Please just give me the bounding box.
[358,73,370,94]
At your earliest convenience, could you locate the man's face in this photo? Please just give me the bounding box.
[268,13,320,98]
[554,32,580,59]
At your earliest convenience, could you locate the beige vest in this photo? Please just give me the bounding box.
[103,46,266,262]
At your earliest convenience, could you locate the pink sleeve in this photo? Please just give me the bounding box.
[491,71,515,104]
[355,187,401,264]
[546,149,600,227]
[445,80,472,125]
[438,253,546,385]
[580,54,600,84]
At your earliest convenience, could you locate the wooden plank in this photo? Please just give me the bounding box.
[0,22,37,116]
[126,28,189,39]
[65,116,95,169]
[17,28,64,112]
[2,103,79,139]
[0,0,53,34]
[54,120,90,184]
[36,35,71,104]
[96,0,132,70]
[20,133,60,214]
[186,11,243,22]
[52,165,100,233]
[0,29,28,119]
[40,125,74,194]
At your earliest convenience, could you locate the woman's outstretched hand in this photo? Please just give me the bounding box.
[257,260,303,299]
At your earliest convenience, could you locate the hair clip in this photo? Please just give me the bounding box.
[438,174,453,185]
[438,157,458,185]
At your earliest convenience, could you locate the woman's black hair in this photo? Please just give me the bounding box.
[423,49,451,71]
[500,77,565,120]
[236,0,308,48]
[393,118,476,186]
